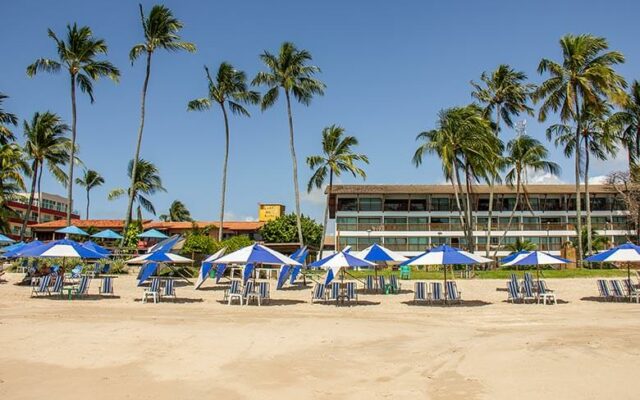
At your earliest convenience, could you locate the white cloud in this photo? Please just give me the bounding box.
[526,169,565,184]
[301,186,327,206]
[223,211,257,222]
[588,175,608,184]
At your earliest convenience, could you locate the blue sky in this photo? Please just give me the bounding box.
[1,0,638,223]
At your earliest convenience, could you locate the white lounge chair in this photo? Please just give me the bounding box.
[142,277,161,304]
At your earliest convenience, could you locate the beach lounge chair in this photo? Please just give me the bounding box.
[311,283,326,303]
[30,274,51,297]
[328,282,341,302]
[242,281,258,305]
[50,275,64,296]
[597,279,613,301]
[223,280,242,302]
[345,282,357,304]
[430,282,443,303]
[142,277,161,304]
[161,279,176,300]
[99,276,114,295]
[364,275,375,292]
[609,280,626,301]
[445,281,462,304]
[101,264,111,275]
[51,265,60,274]
[70,265,83,280]
[74,276,91,298]
[414,282,428,303]
[537,280,557,305]
[522,280,536,303]
[622,279,640,303]
[389,275,401,293]
[507,280,521,303]
[257,281,270,304]
[377,275,386,293]
[18,259,29,274]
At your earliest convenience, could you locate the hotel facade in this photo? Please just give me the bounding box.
[328,184,634,257]
[6,192,79,239]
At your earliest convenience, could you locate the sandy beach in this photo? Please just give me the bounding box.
[1,272,638,400]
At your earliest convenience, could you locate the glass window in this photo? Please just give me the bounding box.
[337,198,357,211]
[358,217,381,224]
[431,217,449,224]
[337,217,356,224]
[409,199,427,211]
[431,197,450,211]
[384,237,407,250]
[338,237,358,247]
[408,237,428,251]
[359,198,382,211]
[384,199,408,211]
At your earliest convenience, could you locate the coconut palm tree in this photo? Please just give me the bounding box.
[124,4,195,237]
[109,159,166,221]
[187,62,259,240]
[252,42,326,246]
[0,93,18,145]
[471,65,535,256]
[20,112,71,239]
[534,34,626,264]
[610,81,640,172]
[505,238,537,252]
[26,23,119,225]
[0,144,30,233]
[495,132,560,256]
[547,105,617,255]
[307,125,369,255]
[75,169,104,219]
[159,200,192,222]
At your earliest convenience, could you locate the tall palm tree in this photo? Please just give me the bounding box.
[505,238,537,252]
[534,34,626,264]
[125,4,195,237]
[187,62,259,240]
[0,93,18,145]
[159,200,192,222]
[547,105,617,255]
[413,105,502,251]
[471,65,535,256]
[307,125,369,255]
[27,23,119,225]
[252,42,326,246]
[75,169,104,219]
[109,159,166,221]
[496,133,560,256]
[0,144,30,233]
[20,112,71,239]
[610,81,640,172]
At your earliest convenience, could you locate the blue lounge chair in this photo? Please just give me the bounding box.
[345,282,357,304]
[522,279,536,303]
[430,282,443,303]
[101,264,111,275]
[389,275,401,293]
[597,279,613,301]
[100,276,114,295]
[328,282,341,302]
[507,280,520,303]
[446,281,462,304]
[414,281,428,303]
[623,279,640,303]
[609,280,625,301]
[364,275,375,292]
[18,259,29,274]
[377,275,386,293]
[311,283,326,303]
[257,281,270,304]
[70,265,83,279]
[51,265,60,274]
[242,281,258,305]
[142,277,161,303]
[162,279,176,300]
[74,276,91,298]
[223,280,241,302]
[537,280,556,305]
[50,275,64,296]
[31,275,51,297]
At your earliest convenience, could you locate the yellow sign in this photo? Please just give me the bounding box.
[259,204,285,222]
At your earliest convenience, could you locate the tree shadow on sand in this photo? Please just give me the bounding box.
[580,296,637,304]
[133,297,204,304]
[31,294,122,301]
[215,299,306,306]
[401,299,491,308]
[312,300,381,307]
[499,299,569,305]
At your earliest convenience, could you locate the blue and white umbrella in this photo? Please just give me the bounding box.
[309,251,374,285]
[19,239,106,259]
[501,251,570,267]
[195,248,226,289]
[91,229,123,240]
[354,243,408,264]
[82,240,111,255]
[213,243,302,266]
[126,250,192,264]
[55,225,89,236]
[1,241,24,253]
[585,243,640,300]
[0,233,15,244]
[500,250,531,265]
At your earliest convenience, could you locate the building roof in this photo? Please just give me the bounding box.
[327,184,616,195]
[29,219,137,230]
[30,219,265,232]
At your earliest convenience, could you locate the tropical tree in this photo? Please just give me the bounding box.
[26,23,119,225]
[20,112,71,239]
[534,33,627,264]
[609,81,640,172]
[547,105,617,254]
[413,105,502,251]
[0,93,18,144]
[471,65,535,256]
[252,42,326,246]
[159,200,192,222]
[187,62,259,240]
[124,4,195,238]
[307,125,369,256]
[75,169,104,219]
[496,131,560,256]
[260,213,323,249]
[505,238,537,252]
[0,144,30,233]
[109,159,166,221]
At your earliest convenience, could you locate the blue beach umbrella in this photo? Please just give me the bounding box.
[127,251,192,264]
[82,240,111,255]
[214,243,301,266]
[500,250,531,264]
[502,251,570,290]
[355,243,408,263]
[137,229,169,239]
[55,225,89,236]
[91,229,123,240]
[1,241,25,253]
[310,251,374,285]
[585,243,640,300]
[3,240,43,259]
[20,239,106,259]
[195,248,226,289]
[0,233,15,244]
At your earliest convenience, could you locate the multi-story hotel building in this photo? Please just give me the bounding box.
[329,184,634,257]
[6,192,79,239]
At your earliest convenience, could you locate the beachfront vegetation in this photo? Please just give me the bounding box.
[108,159,166,221]
[75,169,104,220]
[187,62,260,240]
[159,200,192,222]
[307,125,368,256]
[181,226,252,259]
[260,213,323,248]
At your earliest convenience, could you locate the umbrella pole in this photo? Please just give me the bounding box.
[536,265,540,302]
[444,264,448,305]
[629,262,632,303]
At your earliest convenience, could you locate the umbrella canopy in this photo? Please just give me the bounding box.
[195,248,227,289]
[309,251,374,285]
[203,247,227,263]
[126,251,193,264]
[354,243,408,263]
[55,225,89,236]
[19,239,106,259]
[500,250,531,265]
[401,245,492,266]
[91,229,123,240]
[501,251,570,267]
[82,240,111,255]
[148,234,182,253]
[137,229,169,239]
[584,243,640,263]
[214,243,301,266]
[1,241,24,253]
[3,240,43,258]
[0,233,15,244]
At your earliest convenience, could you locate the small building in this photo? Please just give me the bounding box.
[6,192,80,239]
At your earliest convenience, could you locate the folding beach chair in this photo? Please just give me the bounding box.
[311,283,326,304]
[51,265,60,274]
[257,281,270,305]
[101,264,111,275]
[90,263,101,278]
[345,282,358,304]
[74,276,91,298]
[242,281,258,305]
[445,281,462,304]
[506,280,521,303]
[223,279,241,302]
[609,280,625,301]
[142,277,161,304]
[162,279,176,300]
[430,282,443,303]
[30,274,51,297]
[364,275,375,293]
[99,276,114,295]
[70,265,83,280]
[50,275,64,296]
[328,282,341,302]
[623,279,640,303]
[509,273,519,292]
[597,279,613,301]
[522,279,536,303]
[389,275,401,293]
[537,280,556,305]
[377,275,386,293]
[18,259,29,274]
[414,281,428,303]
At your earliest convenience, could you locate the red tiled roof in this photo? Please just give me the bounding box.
[29,219,135,230]
[30,219,264,232]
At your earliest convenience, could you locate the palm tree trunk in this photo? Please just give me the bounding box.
[20,161,38,240]
[453,161,467,245]
[450,160,465,228]
[124,51,152,244]
[284,90,304,246]
[318,170,333,258]
[66,75,77,225]
[37,169,43,223]
[218,103,230,241]
[584,136,593,255]
[486,106,501,258]
[574,102,583,266]
[494,171,521,258]
[86,188,90,220]
[464,163,475,252]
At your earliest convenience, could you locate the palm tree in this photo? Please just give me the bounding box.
[471,65,535,256]
[0,93,18,144]
[413,105,502,251]
[109,159,166,221]
[534,34,626,264]
[252,42,326,246]
[187,62,259,240]
[610,81,640,172]
[27,23,119,225]
[0,144,30,233]
[505,238,537,252]
[20,112,71,239]
[124,4,195,237]
[159,200,192,222]
[307,125,369,256]
[547,105,617,255]
[496,132,560,257]
[75,169,104,219]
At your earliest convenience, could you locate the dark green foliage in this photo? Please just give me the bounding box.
[260,213,322,248]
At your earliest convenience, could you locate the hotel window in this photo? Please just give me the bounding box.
[384,237,407,251]
[612,197,626,210]
[384,199,408,211]
[384,217,407,230]
[338,237,358,248]
[409,198,427,211]
[408,217,427,230]
[430,197,450,211]
[522,217,539,229]
[336,217,357,230]
[358,217,381,230]
[359,197,382,211]
[408,237,428,251]
[357,237,375,249]
[337,198,357,211]
[431,217,449,227]
[591,197,608,211]
[544,198,562,211]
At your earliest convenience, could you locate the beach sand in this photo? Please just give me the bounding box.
[0,272,638,400]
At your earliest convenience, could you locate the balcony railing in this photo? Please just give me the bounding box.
[338,222,633,232]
